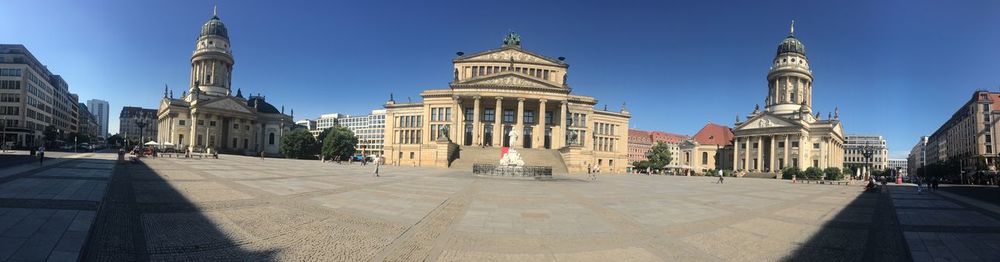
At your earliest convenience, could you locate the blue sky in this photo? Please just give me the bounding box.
[1,0,998,158]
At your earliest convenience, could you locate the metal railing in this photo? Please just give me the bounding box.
[473,163,552,178]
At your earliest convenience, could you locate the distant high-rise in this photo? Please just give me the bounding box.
[87,99,109,138]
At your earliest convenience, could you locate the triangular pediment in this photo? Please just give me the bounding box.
[457,47,563,66]
[737,114,797,131]
[454,72,563,90]
[199,97,253,114]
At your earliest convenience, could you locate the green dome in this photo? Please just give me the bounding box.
[777,35,805,56]
[200,16,229,39]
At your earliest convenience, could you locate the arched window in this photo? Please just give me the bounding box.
[269,133,275,145]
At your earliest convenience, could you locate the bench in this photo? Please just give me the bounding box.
[797,180,850,185]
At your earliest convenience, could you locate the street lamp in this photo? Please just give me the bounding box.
[861,145,876,181]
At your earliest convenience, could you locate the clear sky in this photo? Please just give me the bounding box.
[1,0,998,158]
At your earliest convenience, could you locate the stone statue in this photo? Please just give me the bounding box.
[453,69,459,81]
[440,125,450,141]
[508,129,519,147]
[568,130,579,145]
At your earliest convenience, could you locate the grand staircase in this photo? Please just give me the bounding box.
[449,146,569,174]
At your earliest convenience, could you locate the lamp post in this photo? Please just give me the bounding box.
[136,112,149,147]
[861,145,875,181]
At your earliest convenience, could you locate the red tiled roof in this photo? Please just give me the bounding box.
[692,123,733,146]
[650,131,688,143]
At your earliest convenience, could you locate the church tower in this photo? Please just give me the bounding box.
[765,21,813,115]
[190,6,234,97]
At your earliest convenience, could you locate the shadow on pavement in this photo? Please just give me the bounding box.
[782,185,911,262]
[81,158,277,261]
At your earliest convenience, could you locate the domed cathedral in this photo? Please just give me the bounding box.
[383,32,631,173]
[156,7,294,156]
[731,21,845,177]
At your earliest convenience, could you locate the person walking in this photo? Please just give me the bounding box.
[717,169,725,184]
[373,156,381,177]
[932,177,940,191]
[38,145,45,166]
[915,176,923,194]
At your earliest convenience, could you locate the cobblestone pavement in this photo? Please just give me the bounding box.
[7,153,999,261]
[889,186,1000,261]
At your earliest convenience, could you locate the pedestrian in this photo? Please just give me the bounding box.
[915,176,923,194]
[38,145,45,166]
[260,151,265,160]
[717,169,724,184]
[932,177,940,191]
[374,156,380,177]
[587,162,592,174]
[880,176,887,193]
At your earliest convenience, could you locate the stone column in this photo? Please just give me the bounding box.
[536,99,546,148]
[473,96,481,146]
[559,101,568,148]
[494,97,503,147]
[423,103,432,143]
[755,137,762,171]
[515,98,525,148]
[453,96,461,143]
[784,135,790,170]
[189,112,198,152]
[744,136,751,171]
[733,136,740,171]
[770,135,777,173]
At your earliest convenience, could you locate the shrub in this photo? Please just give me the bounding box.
[824,167,844,181]
[782,167,801,179]
[804,167,824,180]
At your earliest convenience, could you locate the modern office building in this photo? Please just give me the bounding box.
[844,135,889,173]
[86,99,109,138]
[731,23,846,175]
[156,8,293,155]
[77,103,101,141]
[0,44,82,148]
[295,119,316,130]
[925,90,1000,173]
[383,32,630,173]
[907,136,928,176]
[120,106,157,143]
[888,158,908,177]
[304,110,386,157]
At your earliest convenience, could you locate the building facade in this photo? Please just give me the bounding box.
[925,91,1000,173]
[304,110,386,157]
[908,136,928,176]
[627,129,687,168]
[888,158,908,177]
[679,123,734,174]
[844,135,889,172]
[120,107,157,143]
[77,103,101,140]
[156,8,293,155]
[0,44,82,148]
[383,32,630,173]
[86,99,109,138]
[731,23,846,176]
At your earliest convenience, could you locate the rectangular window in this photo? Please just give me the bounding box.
[503,109,515,123]
[778,142,785,148]
[813,143,820,149]
[524,111,535,124]
[545,111,553,125]
[445,107,451,121]
[233,123,239,129]
[210,121,216,127]
[465,108,473,121]
[198,120,204,126]
[988,145,993,154]
[484,109,495,122]
[430,108,437,121]
[792,141,799,148]
[179,120,186,126]
[813,160,819,167]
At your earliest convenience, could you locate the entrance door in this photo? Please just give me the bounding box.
[544,127,551,149]
[483,124,493,146]
[502,126,512,147]
[523,126,532,148]
[464,124,473,146]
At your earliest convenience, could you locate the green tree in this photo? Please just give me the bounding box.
[280,128,319,159]
[316,128,334,144]
[632,160,652,172]
[804,167,824,180]
[106,134,125,147]
[823,167,843,181]
[322,126,358,160]
[782,167,801,179]
[646,142,673,170]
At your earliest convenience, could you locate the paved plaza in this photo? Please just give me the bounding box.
[0,154,999,261]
